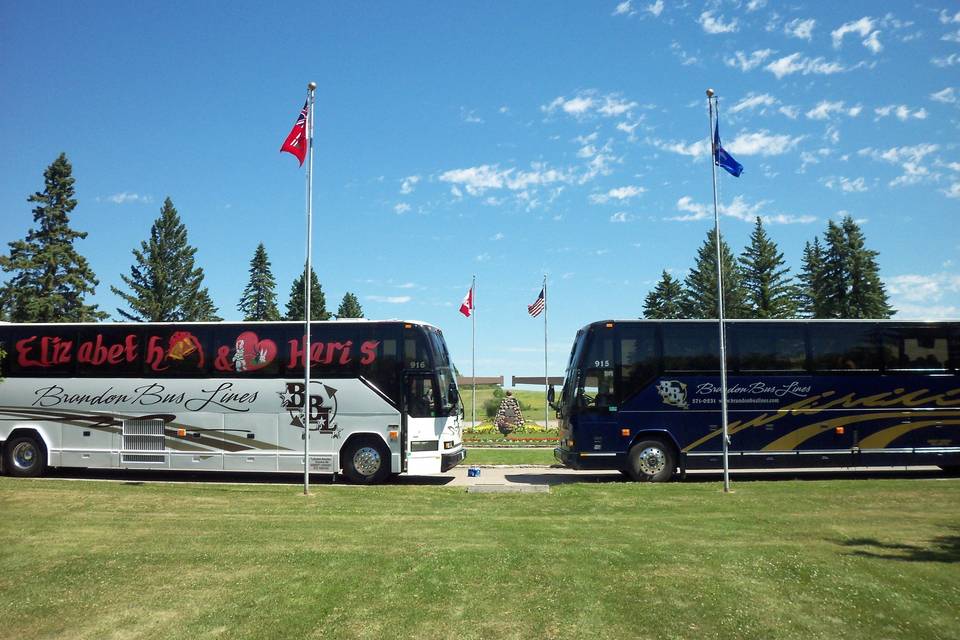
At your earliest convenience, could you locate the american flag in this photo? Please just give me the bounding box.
[527,287,545,317]
[280,101,308,166]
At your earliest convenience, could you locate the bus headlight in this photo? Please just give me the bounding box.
[411,440,439,452]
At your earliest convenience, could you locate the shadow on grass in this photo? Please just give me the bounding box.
[836,531,960,563]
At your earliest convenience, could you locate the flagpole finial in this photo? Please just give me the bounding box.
[308,81,317,91]
[706,88,715,98]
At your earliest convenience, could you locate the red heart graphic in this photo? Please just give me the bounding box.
[234,331,278,371]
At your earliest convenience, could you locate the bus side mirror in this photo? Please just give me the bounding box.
[547,386,555,403]
[448,383,459,408]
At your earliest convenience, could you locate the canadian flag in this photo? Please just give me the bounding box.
[459,286,474,317]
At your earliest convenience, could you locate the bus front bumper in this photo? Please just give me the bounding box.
[441,448,466,472]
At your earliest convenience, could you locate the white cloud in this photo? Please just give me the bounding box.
[646,0,663,17]
[932,53,960,67]
[943,29,960,43]
[438,162,571,196]
[590,185,646,204]
[874,105,928,121]
[858,143,940,187]
[460,107,483,124]
[747,0,767,12]
[400,175,421,194]
[726,49,773,71]
[822,176,868,192]
[367,295,412,304]
[610,211,631,223]
[651,137,711,158]
[765,53,847,78]
[667,195,814,224]
[940,10,960,24]
[887,272,960,305]
[779,105,799,119]
[394,203,411,214]
[612,1,633,16]
[729,93,778,114]
[784,18,815,40]
[831,16,880,52]
[699,11,738,34]
[726,130,804,156]
[542,90,636,119]
[805,101,862,120]
[670,42,698,66]
[944,182,960,199]
[104,192,152,204]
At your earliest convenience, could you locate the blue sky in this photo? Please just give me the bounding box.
[2,1,959,382]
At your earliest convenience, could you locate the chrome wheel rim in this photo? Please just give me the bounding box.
[12,442,38,471]
[637,446,666,476]
[353,446,382,477]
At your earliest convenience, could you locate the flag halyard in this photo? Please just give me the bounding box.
[281,101,309,166]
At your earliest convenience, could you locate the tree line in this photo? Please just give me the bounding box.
[0,153,364,323]
[643,216,894,319]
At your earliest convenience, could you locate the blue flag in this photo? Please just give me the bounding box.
[714,120,743,177]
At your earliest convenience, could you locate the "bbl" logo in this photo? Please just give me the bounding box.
[278,381,339,433]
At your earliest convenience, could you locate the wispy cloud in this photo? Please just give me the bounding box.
[590,185,646,204]
[805,100,862,120]
[612,0,634,17]
[784,18,815,40]
[699,11,738,34]
[646,0,663,17]
[858,143,940,188]
[726,49,773,71]
[822,176,869,192]
[874,105,928,121]
[939,9,960,24]
[542,90,637,120]
[831,16,882,53]
[610,211,632,223]
[101,192,152,204]
[667,195,814,224]
[400,175,421,194]
[765,53,849,78]
[726,130,804,156]
[932,53,960,67]
[729,93,778,114]
[394,203,411,214]
[439,162,571,197]
[366,295,411,304]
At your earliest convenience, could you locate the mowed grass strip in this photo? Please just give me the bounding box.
[465,448,557,466]
[1,477,958,640]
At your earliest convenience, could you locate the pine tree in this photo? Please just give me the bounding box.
[0,153,107,322]
[336,292,364,318]
[682,228,749,319]
[238,243,280,321]
[643,271,686,319]
[285,267,331,320]
[797,238,828,318]
[815,216,894,319]
[111,197,220,321]
[739,217,798,318]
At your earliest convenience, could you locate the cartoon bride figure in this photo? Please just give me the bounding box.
[233,339,247,372]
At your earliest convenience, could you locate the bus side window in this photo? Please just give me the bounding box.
[810,323,880,373]
[883,325,951,373]
[578,332,616,408]
[619,325,657,402]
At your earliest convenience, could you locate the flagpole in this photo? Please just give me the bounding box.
[707,88,731,494]
[303,81,317,496]
[543,275,548,430]
[471,275,476,429]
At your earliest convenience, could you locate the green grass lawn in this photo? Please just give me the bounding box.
[465,447,557,465]
[459,385,548,423]
[1,477,958,640]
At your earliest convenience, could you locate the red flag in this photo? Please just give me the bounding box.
[281,101,308,166]
[459,286,474,317]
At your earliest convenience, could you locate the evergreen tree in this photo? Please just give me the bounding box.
[0,153,107,322]
[238,243,280,321]
[643,271,686,319]
[682,228,749,319]
[285,267,331,320]
[111,197,220,321]
[797,237,828,318]
[815,216,894,319]
[336,292,364,318]
[739,217,798,318]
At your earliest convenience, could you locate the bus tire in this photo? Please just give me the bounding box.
[626,438,676,483]
[341,437,392,485]
[4,434,46,478]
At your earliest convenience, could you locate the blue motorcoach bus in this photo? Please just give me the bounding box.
[552,320,960,481]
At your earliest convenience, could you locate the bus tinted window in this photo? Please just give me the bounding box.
[810,323,880,372]
[210,324,288,377]
[662,323,719,373]
[733,323,807,372]
[142,326,212,377]
[75,327,143,377]
[578,330,616,408]
[619,324,658,400]
[882,325,955,373]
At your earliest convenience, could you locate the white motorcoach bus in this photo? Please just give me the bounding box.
[0,320,466,483]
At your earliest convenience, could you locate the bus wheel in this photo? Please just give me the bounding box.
[342,437,391,485]
[4,435,46,478]
[626,439,675,482]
